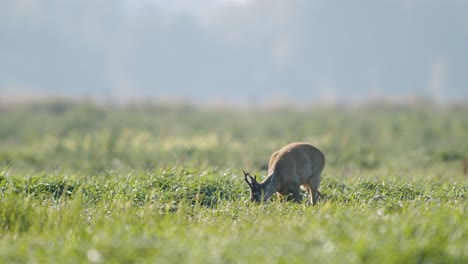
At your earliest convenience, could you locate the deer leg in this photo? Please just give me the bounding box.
[301,184,313,204]
[263,188,276,202]
[309,173,322,205]
[291,187,302,203]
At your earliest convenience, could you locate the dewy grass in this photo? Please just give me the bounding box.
[0,167,466,263]
[0,103,467,263]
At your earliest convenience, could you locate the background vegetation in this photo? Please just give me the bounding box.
[0,101,467,263]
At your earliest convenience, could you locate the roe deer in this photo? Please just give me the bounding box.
[244,142,325,205]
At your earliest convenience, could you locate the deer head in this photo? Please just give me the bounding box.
[243,170,263,202]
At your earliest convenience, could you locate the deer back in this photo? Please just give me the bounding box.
[267,142,325,188]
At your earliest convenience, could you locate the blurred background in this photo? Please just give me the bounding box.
[0,0,467,107]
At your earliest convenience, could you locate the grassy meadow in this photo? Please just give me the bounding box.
[0,101,467,263]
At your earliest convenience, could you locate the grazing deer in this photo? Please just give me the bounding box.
[244,142,325,205]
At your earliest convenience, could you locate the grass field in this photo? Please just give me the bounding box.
[0,102,467,263]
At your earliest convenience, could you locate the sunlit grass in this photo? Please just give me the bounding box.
[0,103,467,263]
[0,166,467,263]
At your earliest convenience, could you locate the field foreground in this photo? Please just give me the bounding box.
[0,103,467,263]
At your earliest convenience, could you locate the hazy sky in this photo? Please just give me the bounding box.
[1,0,467,105]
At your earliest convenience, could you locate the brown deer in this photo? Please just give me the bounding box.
[244,142,325,205]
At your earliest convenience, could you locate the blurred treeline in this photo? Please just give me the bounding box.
[0,101,467,176]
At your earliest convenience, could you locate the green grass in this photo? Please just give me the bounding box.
[0,102,467,263]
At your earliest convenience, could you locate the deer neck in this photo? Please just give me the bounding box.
[258,172,275,190]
